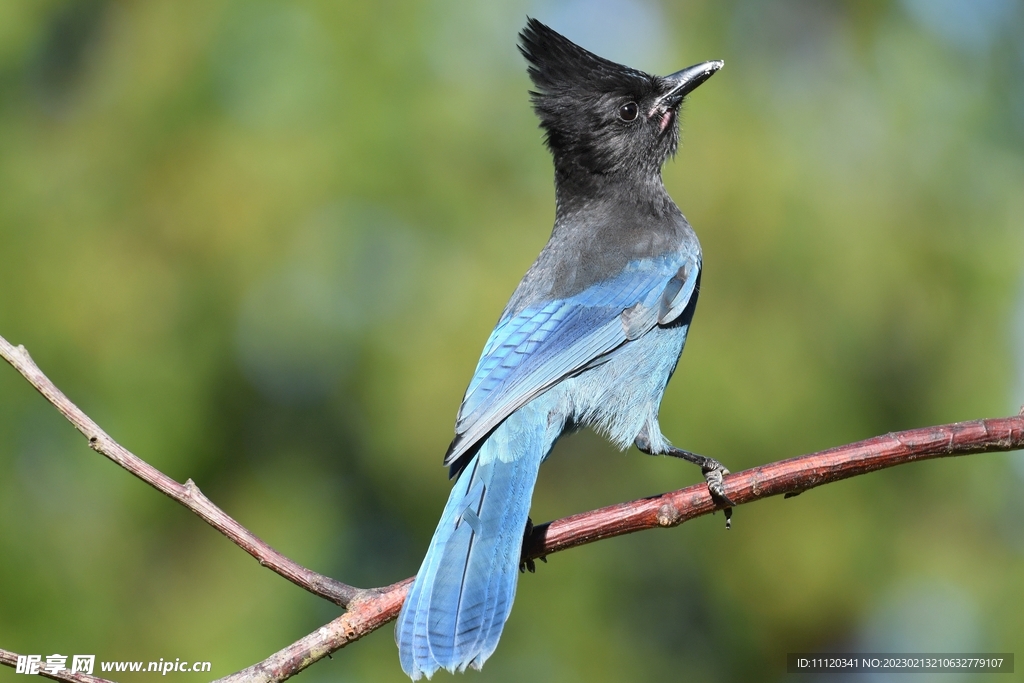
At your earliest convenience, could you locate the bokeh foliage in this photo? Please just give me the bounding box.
[1,1,1023,681]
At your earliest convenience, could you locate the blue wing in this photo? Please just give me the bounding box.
[444,251,700,468]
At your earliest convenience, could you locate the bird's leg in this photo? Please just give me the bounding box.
[519,516,547,573]
[635,427,734,527]
[664,445,735,505]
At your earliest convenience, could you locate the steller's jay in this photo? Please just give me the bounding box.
[395,17,729,679]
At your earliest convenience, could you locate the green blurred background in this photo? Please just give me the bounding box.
[1,0,1023,681]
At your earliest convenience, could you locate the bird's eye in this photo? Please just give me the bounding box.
[618,102,639,122]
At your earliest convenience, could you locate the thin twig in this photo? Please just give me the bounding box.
[217,414,1024,683]
[0,649,115,683]
[0,335,360,607]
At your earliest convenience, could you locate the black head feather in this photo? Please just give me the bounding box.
[518,18,719,192]
[518,18,652,107]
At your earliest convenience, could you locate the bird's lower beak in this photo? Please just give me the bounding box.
[656,60,723,110]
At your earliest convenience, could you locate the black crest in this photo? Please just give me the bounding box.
[518,18,678,180]
[518,18,652,104]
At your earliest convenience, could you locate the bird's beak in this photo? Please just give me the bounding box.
[655,60,723,110]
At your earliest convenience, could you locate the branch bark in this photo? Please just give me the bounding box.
[3,334,1022,683]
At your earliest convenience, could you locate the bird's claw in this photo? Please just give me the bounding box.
[701,461,734,529]
[660,446,735,529]
[701,463,733,503]
[519,516,547,572]
[519,555,547,573]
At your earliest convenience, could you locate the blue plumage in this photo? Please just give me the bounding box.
[450,253,699,467]
[395,18,726,679]
[397,400,558,676]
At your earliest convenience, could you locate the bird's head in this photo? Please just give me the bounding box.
[519,18,721,188]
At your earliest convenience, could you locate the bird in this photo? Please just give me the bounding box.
[395,17,728,679]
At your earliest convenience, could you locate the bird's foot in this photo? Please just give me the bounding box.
[663,446,735,528]
[519,517,548,573]
[700,459,733,505]
[702,463,734,530]
[520,555,548,573]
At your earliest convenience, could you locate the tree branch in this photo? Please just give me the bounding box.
[3,333,1022,683]
[0,335,360,607]
[217,413,1024,683]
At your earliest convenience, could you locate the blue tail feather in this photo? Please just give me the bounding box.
[396,401,560,679]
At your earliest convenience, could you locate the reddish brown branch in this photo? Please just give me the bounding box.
[3,333,1022,683]
[524,415,1024,557]
[0,649,115,683]
[218,414,1024,683]
[0,336,359,607]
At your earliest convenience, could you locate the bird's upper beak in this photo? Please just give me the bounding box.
[655,60,723,111]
